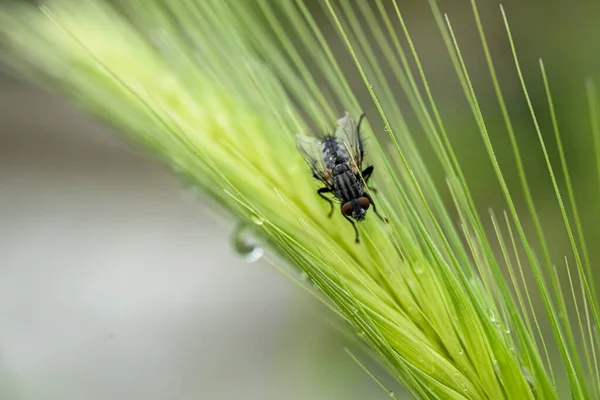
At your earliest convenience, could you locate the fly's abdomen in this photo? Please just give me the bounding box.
[333,168,362,202]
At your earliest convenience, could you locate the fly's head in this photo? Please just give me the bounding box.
[342,197,370,222]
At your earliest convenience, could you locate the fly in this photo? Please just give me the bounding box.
[296,111,388,243]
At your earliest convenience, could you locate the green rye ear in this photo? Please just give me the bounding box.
[1,1,598,398]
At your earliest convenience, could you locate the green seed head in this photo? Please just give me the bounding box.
[1,1,598,399]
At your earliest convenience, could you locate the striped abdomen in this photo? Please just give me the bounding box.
[332,164,363,203]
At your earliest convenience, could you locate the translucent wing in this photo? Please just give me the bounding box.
[334,112,363,172]
[295,134,333,187]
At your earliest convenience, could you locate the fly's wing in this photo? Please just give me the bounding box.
[334,112,363,173]
[295,134,333,188]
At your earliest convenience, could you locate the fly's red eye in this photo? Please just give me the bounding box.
[342,202,353,216]
[358,197,370,210]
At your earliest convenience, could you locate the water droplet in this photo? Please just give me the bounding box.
[299,271,309,281]
[505,328,511,334]
[388,391,394,397]
[458,348,464,355]
[490,311,499,326]
[493,363,500,376]
[369,84,373,89]
[357,330,366,337]
[384,127,389,132]
[243,247,264,263]
[250,213,264,225]
[231,223,264,263]
[413,264,424,274]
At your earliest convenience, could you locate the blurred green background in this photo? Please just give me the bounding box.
[2,0,600,399]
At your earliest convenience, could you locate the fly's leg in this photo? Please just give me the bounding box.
[364,192,389,223]
[357,112,366,161]
[362,165,374,181]
[357,112,366,131]
[342,214,360,243]
[317,187,334,217]
[361,165,377,194]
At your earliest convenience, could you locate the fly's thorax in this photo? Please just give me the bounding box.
[321,136,350,169]
[332,163,349,175]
